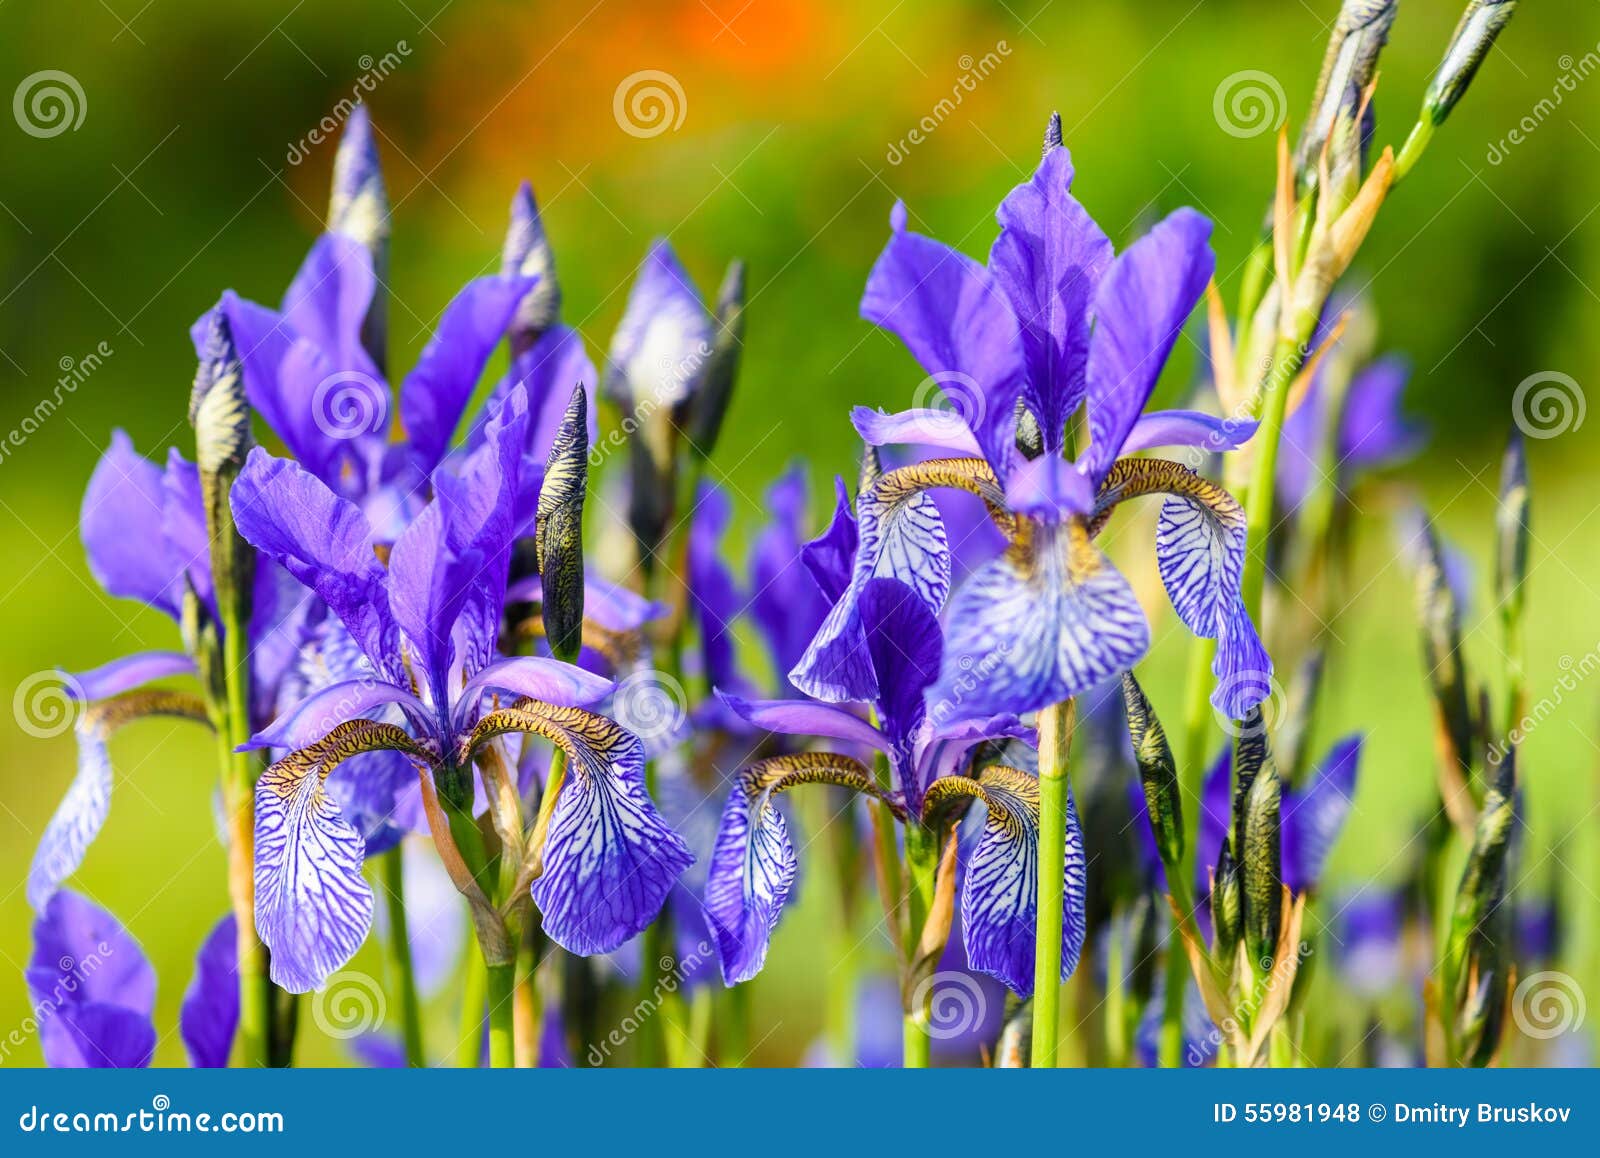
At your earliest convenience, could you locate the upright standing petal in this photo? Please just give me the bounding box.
[1081,208,1214,481]
[1282,736,1361,893]
[987,145,1113,450]
[80,432,183,617]
[603,239,711,410]
[860,203,1028,482]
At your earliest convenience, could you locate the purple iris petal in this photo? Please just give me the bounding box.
[748,465,833,687]
[81,431,182,617]
[688,482,750,695]
[457,656,613,721]
[791,463,951,704]
[1335,890,1405,998]
[718,691,887,754]
[986,145,1113,451]
[530,719,693,955]
[254,756,376,993]
[849,406,983,459]
[27,891,155,1068]
[930,522,1149,721]
[1121,409,1258,458]
[181,915,239,1067]
[1081,208,1214,482]
[962,778,1086,996]
[400,275,536,474]
[604,239,712,408]
[428,386,531,677]
[476,324,598,464]
[27,719,115,911]
[857,577,939,783]
[1282,735,1361,893]
[246,678,428,752]
[1339,356,1424,472]
[860,202,1028,482]
[1003,453,1095,522]
[281,232,378,379]
[800,476,858,604]
[65,652,195,702]
[701,777,798,985]
[580,573,666,632]
[1195,745,1231,897]
[231,448,399,681]
[159,449,214,614]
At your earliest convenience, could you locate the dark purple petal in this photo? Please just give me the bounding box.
[1211,598,1272,719]
[1121,409,1258,457]
[800,476,858,604]
[604,239,711,408]
[181,915,239,1067]
[857,576,939,767]
[717,691,887,753]
[1082,208,1214,481]
[80,431,182,617]
[1283,735,1361,892]
[961,772,1086,996]
[1334,889,1405,998]
[1195,745,1231,895]
[987,146,1113,450]
[860,203,1027,482]
[929,523,1149,721]
[401,275,535,473]
[160,449,214,614]
[530,712,693,955]
[475,324,598,466]
[231,448,399,680]
[65,652,195,702]
[790,465,950,703]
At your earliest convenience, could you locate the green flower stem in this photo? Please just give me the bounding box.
[1031,698,1077,1067]
[485,961,516,1068]
[456,945,487,1067]
[901,818,941,1068]
[1240,328,1317,623]
[718,983,751,1066]
[1393,118,1436,185]
[379,847,425,1067]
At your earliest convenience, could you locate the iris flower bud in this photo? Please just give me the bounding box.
[1121,672,1184,869]
[536,385,589,663]
[327,105,390,374]
[1412,511,1476,782]
[1235,710,1283,970]
[1212,838,1243,967]
[1424,1,1520,127]
[684,259,746,462]
[1294,1,1396,196]
[503,181,562,355]
[189,305,251,479]
[1495,429,1530,641]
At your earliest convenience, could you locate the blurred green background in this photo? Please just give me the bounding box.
[2,0,1597,1065]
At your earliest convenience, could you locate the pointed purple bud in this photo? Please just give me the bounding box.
[328,105,390,373]
[190,304,251,477]
[1042,110,1062,157]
